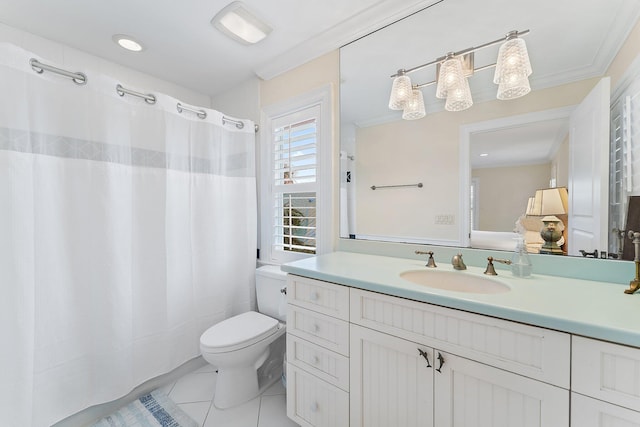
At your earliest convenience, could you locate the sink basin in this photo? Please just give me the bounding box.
[400,269,510,294]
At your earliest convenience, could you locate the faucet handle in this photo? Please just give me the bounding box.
[415,250,437,268]
[484,256,511,276]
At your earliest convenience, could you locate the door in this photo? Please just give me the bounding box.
[568,77,610,255]
[350,324,434,427]
[434,351,569,427]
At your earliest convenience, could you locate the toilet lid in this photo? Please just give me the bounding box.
[200,311,280,352]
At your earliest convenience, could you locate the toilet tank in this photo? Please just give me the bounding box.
[256,265,288,322]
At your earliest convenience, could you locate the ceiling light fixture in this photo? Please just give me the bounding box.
[112,34,144,52]
[211,1,272,45]
[388,30,531,119]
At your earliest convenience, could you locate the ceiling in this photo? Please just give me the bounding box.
[0,0,441,96]
[469,118,569,168]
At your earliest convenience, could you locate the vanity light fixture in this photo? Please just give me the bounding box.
[112,34,144,52]
[211,1,272,45]
[389,30,531,119]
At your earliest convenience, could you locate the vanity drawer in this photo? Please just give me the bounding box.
[572,336,640,411]
[287,334,350,391]
[287,364,349,427]
[571,393,640,427]
[287,306,350,356]
[287,275,349,320]
[350,288,570,388]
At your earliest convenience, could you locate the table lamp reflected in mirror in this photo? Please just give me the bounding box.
[526,187,568,255]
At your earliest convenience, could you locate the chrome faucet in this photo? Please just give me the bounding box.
[415,250,437,268]
[451,253,467,270]
[483,256,511,276]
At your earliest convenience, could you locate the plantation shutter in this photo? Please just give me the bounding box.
[610,78,640,255]
[272,105,319,255]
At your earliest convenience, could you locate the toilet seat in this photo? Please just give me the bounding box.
[200,311,280,353]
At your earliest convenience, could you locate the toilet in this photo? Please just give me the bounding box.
[200,265,287,409]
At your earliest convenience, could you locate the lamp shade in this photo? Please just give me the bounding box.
[497,72,531,100]
[493,37,532,84]
[436,55,465,99]
[402,89,426,120]
[388,73,413,110]
[527,187,568,216]
[444,77,473,112]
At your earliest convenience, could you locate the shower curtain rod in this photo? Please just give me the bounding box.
[30,58,87,85]
[29,58,259,132]
[116,84,156,104]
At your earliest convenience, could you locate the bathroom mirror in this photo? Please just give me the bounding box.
[339,0,640,256]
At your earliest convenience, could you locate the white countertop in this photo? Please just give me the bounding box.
[282,251,640,348]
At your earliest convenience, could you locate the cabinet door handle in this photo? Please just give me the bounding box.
[418,348,432,367]
[309,291,319,301]
[436,352,445,373]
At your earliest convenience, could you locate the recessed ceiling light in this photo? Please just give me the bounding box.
[480,153,489,157]
[112,34,144,52]
[211,1,272,45]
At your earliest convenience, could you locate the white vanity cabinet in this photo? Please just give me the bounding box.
[570,336,640,427]
[350,288,570,427]
[286,275,350,427]
[285,274,608,427]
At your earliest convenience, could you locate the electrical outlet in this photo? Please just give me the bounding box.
[435,214,455,225]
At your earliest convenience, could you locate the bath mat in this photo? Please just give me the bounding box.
[91,389,199,427]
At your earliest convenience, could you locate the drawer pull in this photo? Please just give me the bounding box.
[312,355,320,364]
[313,324,320,333]
[418,348,432,368]
[436,352,445,373]
[310,402,319,413]
[309,291,320,301]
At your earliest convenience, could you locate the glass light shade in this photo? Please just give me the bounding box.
[444,77,473,112]
[497,72,531,100]
[388,74,413,110]
[436,56,465,99]
[402,89,426,120]
[493,37,532,84]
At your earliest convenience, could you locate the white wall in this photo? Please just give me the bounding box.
[211,77,261,124]
[473,163,550,232]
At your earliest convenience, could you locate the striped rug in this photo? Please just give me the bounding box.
[91,389,198,427]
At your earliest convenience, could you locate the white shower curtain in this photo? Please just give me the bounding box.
[0,43,257,426]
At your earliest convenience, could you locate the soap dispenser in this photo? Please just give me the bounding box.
[511,237,532,278]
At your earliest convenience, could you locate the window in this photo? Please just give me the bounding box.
[610,75,640,255]
[260,86,332,263]
[273,113,318,254]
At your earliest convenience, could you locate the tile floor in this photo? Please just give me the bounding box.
[161,363,299,427]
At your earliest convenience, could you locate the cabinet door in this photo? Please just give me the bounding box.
[350,324,434,427]
[434,351,569,427]
[572,393,640,427]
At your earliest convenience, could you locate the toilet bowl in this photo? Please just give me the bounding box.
[200,265,287,409]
